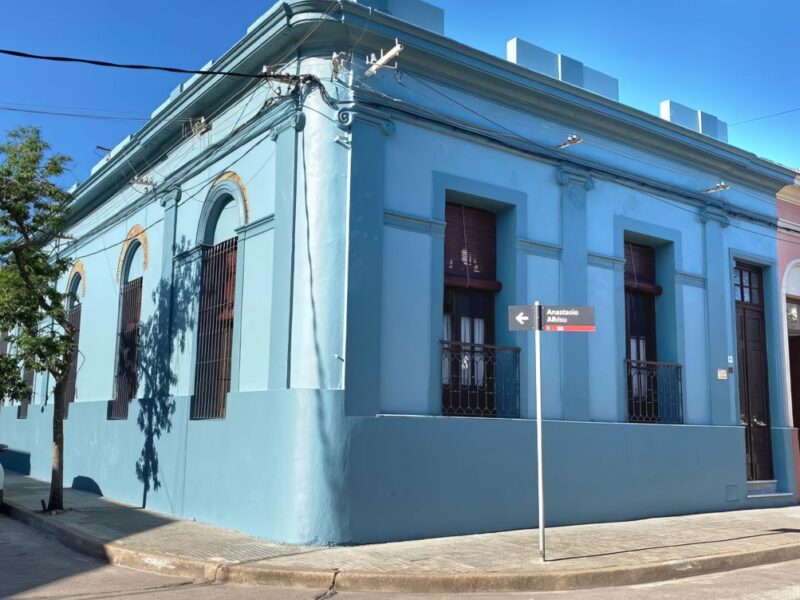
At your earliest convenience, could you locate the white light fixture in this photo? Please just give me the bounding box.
[558,134,583,149]
[703,181,730,194]
[130,176,156,189]
[364,40,404,78]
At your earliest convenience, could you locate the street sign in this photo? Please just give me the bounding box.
[540,306,595,332]
[508,305,535,331]
[506,301,596,563]
[509,305,595,332]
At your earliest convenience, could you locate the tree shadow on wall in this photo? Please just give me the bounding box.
[134,239,194,508]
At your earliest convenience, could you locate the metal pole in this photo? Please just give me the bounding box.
[534,300,545,561]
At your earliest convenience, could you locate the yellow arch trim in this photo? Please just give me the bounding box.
[214,171,250,225]
[116,225,150,283]
[67,260,87,297]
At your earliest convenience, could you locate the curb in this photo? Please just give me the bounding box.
[4,498,800,593]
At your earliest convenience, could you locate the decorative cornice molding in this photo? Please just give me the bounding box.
[556,165,594,190]
[383,209,445,235]
[675,271,706,288]
[67,0,794,227]
[338,104,395,136]
[158,187,181,209]
[587,252,625,271]
[236,214,275,239]
[173,245,205,264]
[699,207,731,227]
[517,238,562,259]
[270,109,306,140]
[777,183,800,206]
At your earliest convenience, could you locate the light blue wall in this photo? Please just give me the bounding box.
[2,5,797,548]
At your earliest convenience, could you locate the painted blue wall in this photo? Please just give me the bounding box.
[1,4,797,547]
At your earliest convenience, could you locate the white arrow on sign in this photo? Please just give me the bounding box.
[515,312,529,326]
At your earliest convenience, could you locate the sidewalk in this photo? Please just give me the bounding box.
[3,472,800,593]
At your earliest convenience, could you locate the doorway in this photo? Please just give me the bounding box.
[734,262,774,481]
[786,299,800,452]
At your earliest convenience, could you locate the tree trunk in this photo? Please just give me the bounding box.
[47,378,65,512]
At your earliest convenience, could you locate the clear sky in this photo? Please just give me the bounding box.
[2,0,798,184]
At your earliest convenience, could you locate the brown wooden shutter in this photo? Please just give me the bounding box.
[444,203,499,291]
[192,237,237,420]
[625,242,660,295]
[109,277,143,420]
[17,367,33,419]
[63,303,82,417]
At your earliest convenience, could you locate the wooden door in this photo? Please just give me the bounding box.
[734,263,773,481]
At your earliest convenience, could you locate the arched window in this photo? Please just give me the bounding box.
[64,271,84,410]
[193,184,244,420]
[109,241,144,420]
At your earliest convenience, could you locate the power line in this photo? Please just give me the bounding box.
[0,48,302,83]
[364,66,800,242]
[730,107,800,127]
[0,104,155,122]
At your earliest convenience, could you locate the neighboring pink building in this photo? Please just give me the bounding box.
[776,182,800,500]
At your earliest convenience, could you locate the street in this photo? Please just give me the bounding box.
[3,514,800,600]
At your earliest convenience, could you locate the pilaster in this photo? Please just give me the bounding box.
[556,166,593,421]
[339,106,393,415]
[158,188,180,396]
[702,214,736,425]
[268,111,304,389]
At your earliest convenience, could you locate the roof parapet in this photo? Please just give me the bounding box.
[90,135,132,176]
[660,100,728,142]
[350,0,444,35]
[506,37,619,101]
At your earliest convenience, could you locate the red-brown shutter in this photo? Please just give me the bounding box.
[17,367,33,419]
[444,203,499,291]
[625,242,660,295]
[63,303,82,418]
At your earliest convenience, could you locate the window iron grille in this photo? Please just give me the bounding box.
[191,238,237,420]
[17,367,33,419]
[626,359,683,424]
[63,303,82,418]
[441,341,520,418]
[109,277,143,420]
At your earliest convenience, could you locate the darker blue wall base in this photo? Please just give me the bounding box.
[0,390,350,546]
[344,415,797,544]
[3,402,796,546]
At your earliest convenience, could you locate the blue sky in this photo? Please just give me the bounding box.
[2,0,798,183]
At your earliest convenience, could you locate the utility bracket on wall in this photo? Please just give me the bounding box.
[364,39,404,78]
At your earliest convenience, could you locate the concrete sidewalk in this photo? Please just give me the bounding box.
[3,472,800,593]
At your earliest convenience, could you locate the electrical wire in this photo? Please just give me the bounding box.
[349,61,800,248]
[80,0,342,190]
[0,48,298,82]
[730,107,800,127]
[53,2,341,260]
[67,133,278,263]
[0,105,158,122]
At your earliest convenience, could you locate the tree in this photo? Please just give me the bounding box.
[0,126,74,511]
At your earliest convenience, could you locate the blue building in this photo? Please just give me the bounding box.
[2,0,799,545]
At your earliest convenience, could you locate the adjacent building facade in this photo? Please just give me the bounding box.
[2,0,799,545]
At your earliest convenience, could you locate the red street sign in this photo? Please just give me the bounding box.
[540,306,596,332]
[543,324,596,332]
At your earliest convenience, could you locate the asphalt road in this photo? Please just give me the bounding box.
[3,513,800,599]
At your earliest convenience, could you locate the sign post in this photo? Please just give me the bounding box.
[533,301,545,561]
[508,302,596,562]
